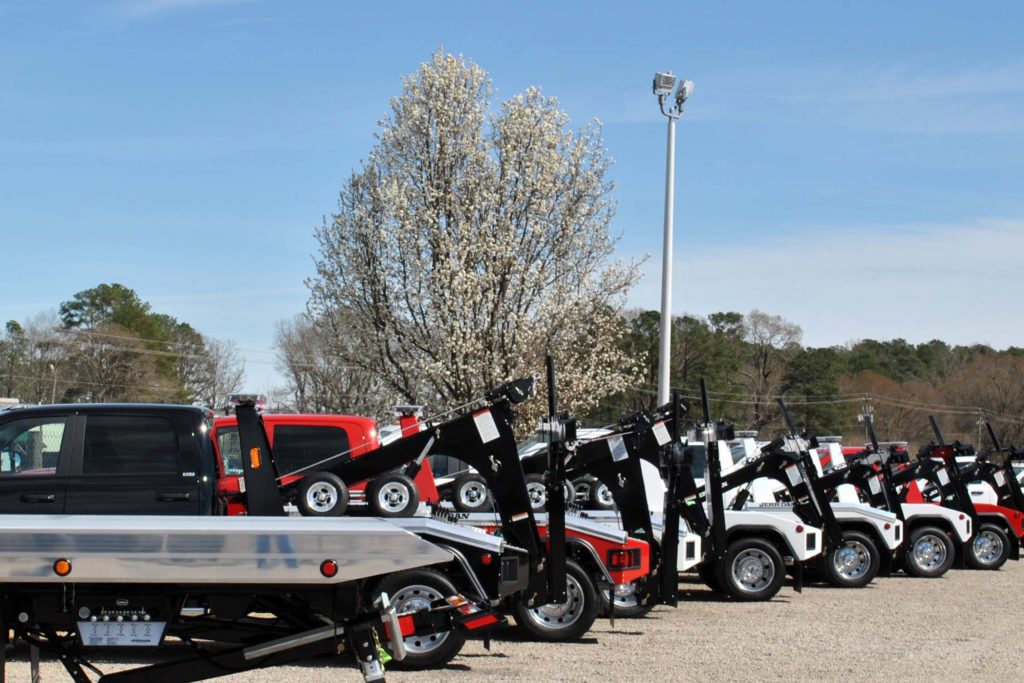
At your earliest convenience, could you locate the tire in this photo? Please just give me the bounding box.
[373,569,467,670]
[901,525,955,578]
[821,530,880,588]
[965,523,1011,571]
[524,473,548,512]
[598,578,655,618]
[573,477,594,506]
[696,561,722,592]
[366,472,420,518]
[450,472,492,513]
[512,560,598,641]
[296,472,349,516]
[716,537,786,601]
[589,480,615,511]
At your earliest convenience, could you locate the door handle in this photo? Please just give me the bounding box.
[20,493,56,503]
[156,492,192,502]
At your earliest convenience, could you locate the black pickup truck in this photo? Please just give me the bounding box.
[0,404,217,515]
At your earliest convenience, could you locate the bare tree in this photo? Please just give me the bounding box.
[307,50,641,428]
[736,310,802,430]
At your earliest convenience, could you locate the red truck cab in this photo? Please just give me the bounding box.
[213,413,380,515]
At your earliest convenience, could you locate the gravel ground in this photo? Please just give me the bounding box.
[7,561,1024,681]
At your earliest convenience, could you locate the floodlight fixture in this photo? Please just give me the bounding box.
[653,71,677,96]
[675,80,695,105]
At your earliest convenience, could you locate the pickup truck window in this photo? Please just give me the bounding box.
[0,417,67,475]
[83,416,179,475]
[216,425,350,476]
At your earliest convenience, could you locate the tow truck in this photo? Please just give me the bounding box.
[0,399,511,682]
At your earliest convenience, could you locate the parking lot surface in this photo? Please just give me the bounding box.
[9,561,1024,681]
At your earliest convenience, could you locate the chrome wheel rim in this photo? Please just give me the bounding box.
[457,480,488,509]
[574,480,593,504]
[526,481,547,510]
[973,530,1004,566]
[390,584,449,654]
[377,481,412,514]
[833,540,871,580]
[523,573,585,631]
[912,534,947,570]
[606,582,639,610]
[731,548,775,593]
[305,482,339,513]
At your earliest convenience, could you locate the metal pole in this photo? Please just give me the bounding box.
[657,115,677,405]
[50,364,57,404]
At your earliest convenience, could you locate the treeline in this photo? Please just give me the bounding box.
[1,283,244,408]
[588,309,1024,449]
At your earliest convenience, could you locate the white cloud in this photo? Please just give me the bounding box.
[625,216,1024,350]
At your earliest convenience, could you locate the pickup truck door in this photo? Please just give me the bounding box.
[64,413,201,515]
[0,413,73,513]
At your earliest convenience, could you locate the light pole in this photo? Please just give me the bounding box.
[49,363,57,404]
[653,72,694,405]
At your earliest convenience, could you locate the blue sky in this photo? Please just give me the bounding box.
[2,0,1022,391]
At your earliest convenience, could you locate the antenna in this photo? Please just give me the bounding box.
[985,422,1003,451]
[699,379,711,424]
[864,414,880,453]
[928,416,946,446]
[778,398,797,436]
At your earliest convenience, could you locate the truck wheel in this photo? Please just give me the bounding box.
[525,473,548,512]
[598,579,655,618]
[965,523,1010,570]
[573,476,595,506]
[296,472,349,516]
[901,525,955,578]
[717,537,785,601]
[512,560,597,641]
[373,569,467,670]
[366,473,420,518]
[822,530,879,588]
[589,481,615,511]
[450,473,492,513]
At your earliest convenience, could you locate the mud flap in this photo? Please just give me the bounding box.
[792,560,803,593]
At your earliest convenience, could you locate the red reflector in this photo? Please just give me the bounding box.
[884,523,891,530]
[795,525,804,533]
[397,614,416,637]
[462,614,499,631]
[53,559,72,577]
[320,560,339,578]
[959,514,965,520]
[480,553,493,566]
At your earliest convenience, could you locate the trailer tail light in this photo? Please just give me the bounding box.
[320,560,339,578]
[249,447,261,469]
[462,614,500,631]
[607,548,642,571]
[53,559,72,577]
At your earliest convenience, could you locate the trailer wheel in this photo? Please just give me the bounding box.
[901,525,955,578]
[821,530,879,588]
[717,538,785,601]
[589,481,615,511]
[512,559,597,641]
[451,472,492,512]
[965,523,1010,570]
[296,472,349,516]
[525,473,548,512]
[373,569,467,670]
[366,472,420,517]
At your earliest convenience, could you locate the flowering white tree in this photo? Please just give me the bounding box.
[307,50,641,426]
